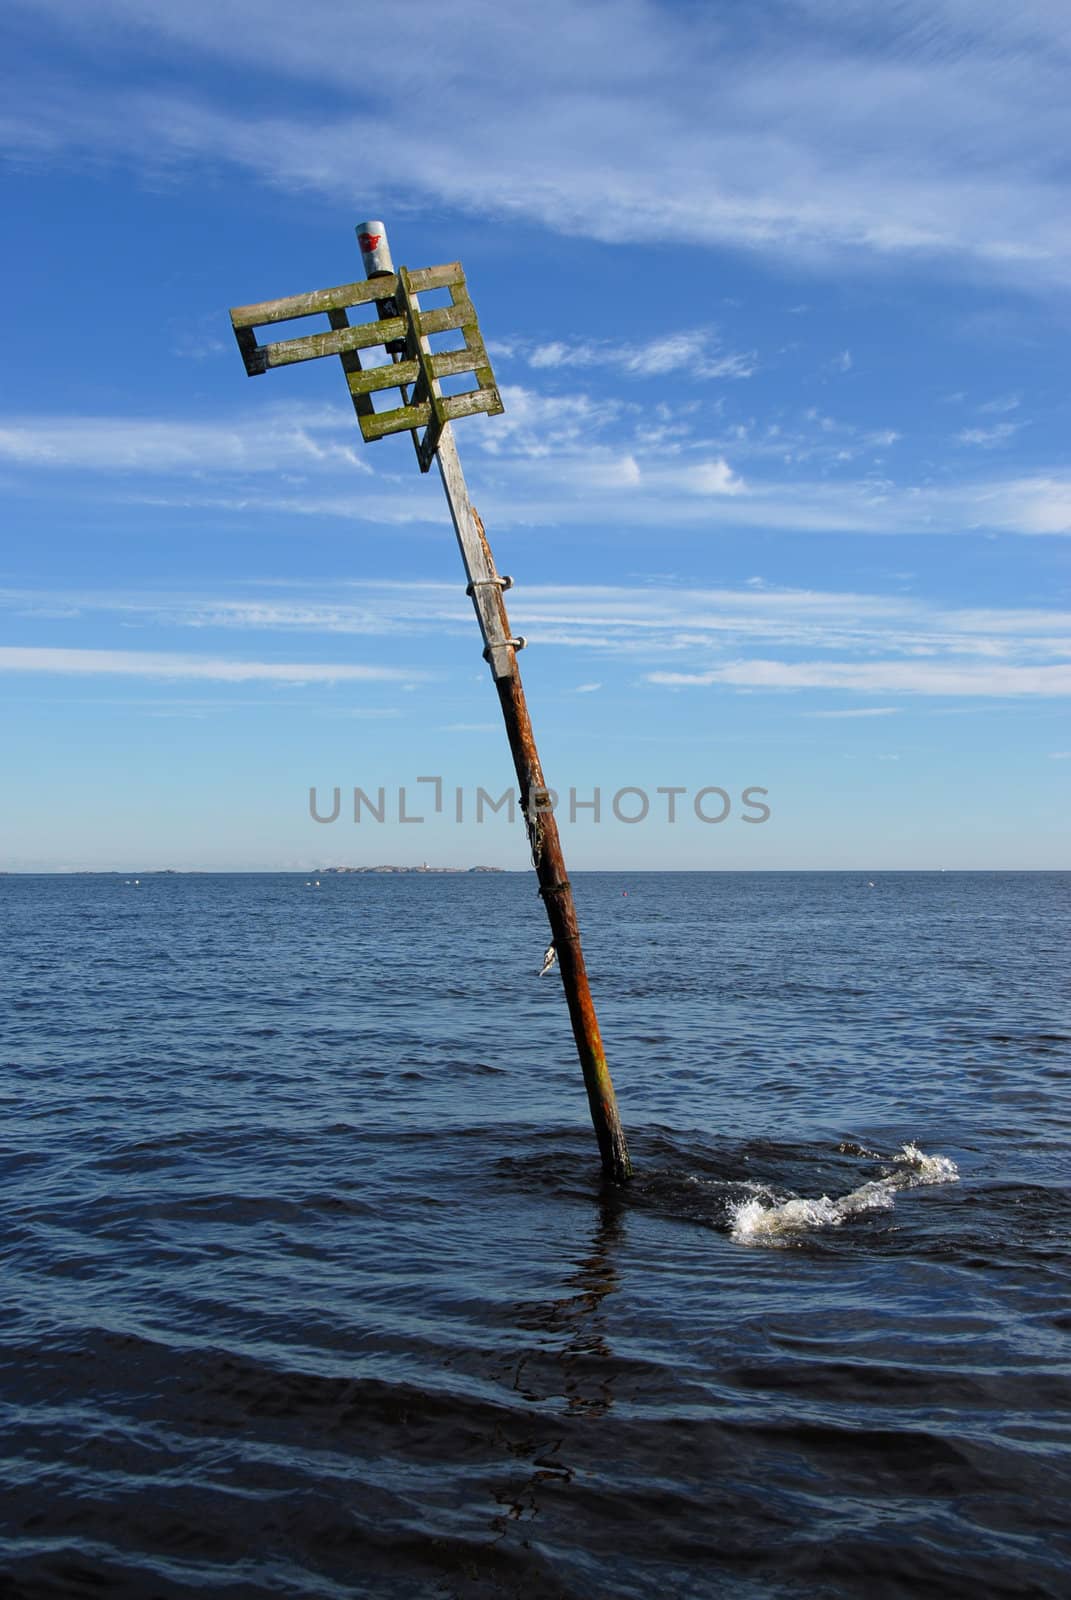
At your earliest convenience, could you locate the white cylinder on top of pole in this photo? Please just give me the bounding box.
[355,222,394,279]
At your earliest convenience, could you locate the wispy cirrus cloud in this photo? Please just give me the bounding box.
[523,330,757,380]
[3,579,1067,701]
[0,407,371,475]
[0,646,416,684]
[473,385,626,458]
[3,1,1071,288]
[649,660,1071,697]
[4,400,1071,536]
[956,422,1024,448]
[804,706,901,718]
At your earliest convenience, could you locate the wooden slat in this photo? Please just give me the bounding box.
[405,262,464,293]
[397,266,444,471]
[353,380,501,443]
[230,275,397,330]
[413,301,473,337]
[262,317,407,369]
[429,347,481,381]
[441,388,504,422]
[416,418,444,473]
[459,318,493,380]
[359,400,433,442]
[345,359,420,397]
[328,309,374,421]
[234,324,267,376]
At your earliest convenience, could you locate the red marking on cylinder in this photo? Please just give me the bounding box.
[359,233,382,252]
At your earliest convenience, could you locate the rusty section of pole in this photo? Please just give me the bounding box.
[500,659,633,1184]
[472,514,632,1184]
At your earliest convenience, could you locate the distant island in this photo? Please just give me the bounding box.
[317,865,505,875]
[1,865,510,876]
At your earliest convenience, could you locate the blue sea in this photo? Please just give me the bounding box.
[1,870,1068,1598]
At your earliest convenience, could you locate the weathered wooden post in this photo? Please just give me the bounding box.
[229,223,631,1183]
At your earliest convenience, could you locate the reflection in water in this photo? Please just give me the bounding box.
[511,1191,624,1416]
[491,1194,625,1532]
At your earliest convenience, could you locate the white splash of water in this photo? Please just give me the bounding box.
[894,1142,959,1184]
[729,1144,959,1245]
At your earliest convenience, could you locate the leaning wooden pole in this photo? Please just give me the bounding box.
[460,494,631,1184]
[496,647,633,1183]
[357,224,631,1183]
[229,224,632,1183]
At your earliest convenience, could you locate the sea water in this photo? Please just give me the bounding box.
[1,871,1068,1597]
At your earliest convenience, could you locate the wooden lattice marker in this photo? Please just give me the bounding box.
[229,263,502,472]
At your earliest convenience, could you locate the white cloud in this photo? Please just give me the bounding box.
[975,477,1071,534]
[673,460,745,496]
[3,402,1071,538]
[476,384,625,458]
[805,706,901,718]
[528,342,573,370]
[5,579,1067,699]
[527,331,756,381]
[956,422,1023,447]
[4,1,1071,288]
[649,660,1071,696]
[0,407,372,475]
[0,646,414,683]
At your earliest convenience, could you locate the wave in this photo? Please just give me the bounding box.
[730,1143,959,1244]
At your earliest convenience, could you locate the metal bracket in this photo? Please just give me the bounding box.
[483,636,526,661]
[466,576,513,595]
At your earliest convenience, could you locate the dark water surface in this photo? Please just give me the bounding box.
[1,871,1068,1598]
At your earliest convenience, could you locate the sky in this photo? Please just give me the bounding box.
[1,0,1069,871]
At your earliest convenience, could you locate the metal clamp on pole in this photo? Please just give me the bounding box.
[483,636,526,660]
[466,576,513,595]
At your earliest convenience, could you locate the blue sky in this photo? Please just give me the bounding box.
[1,0,1068,870]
